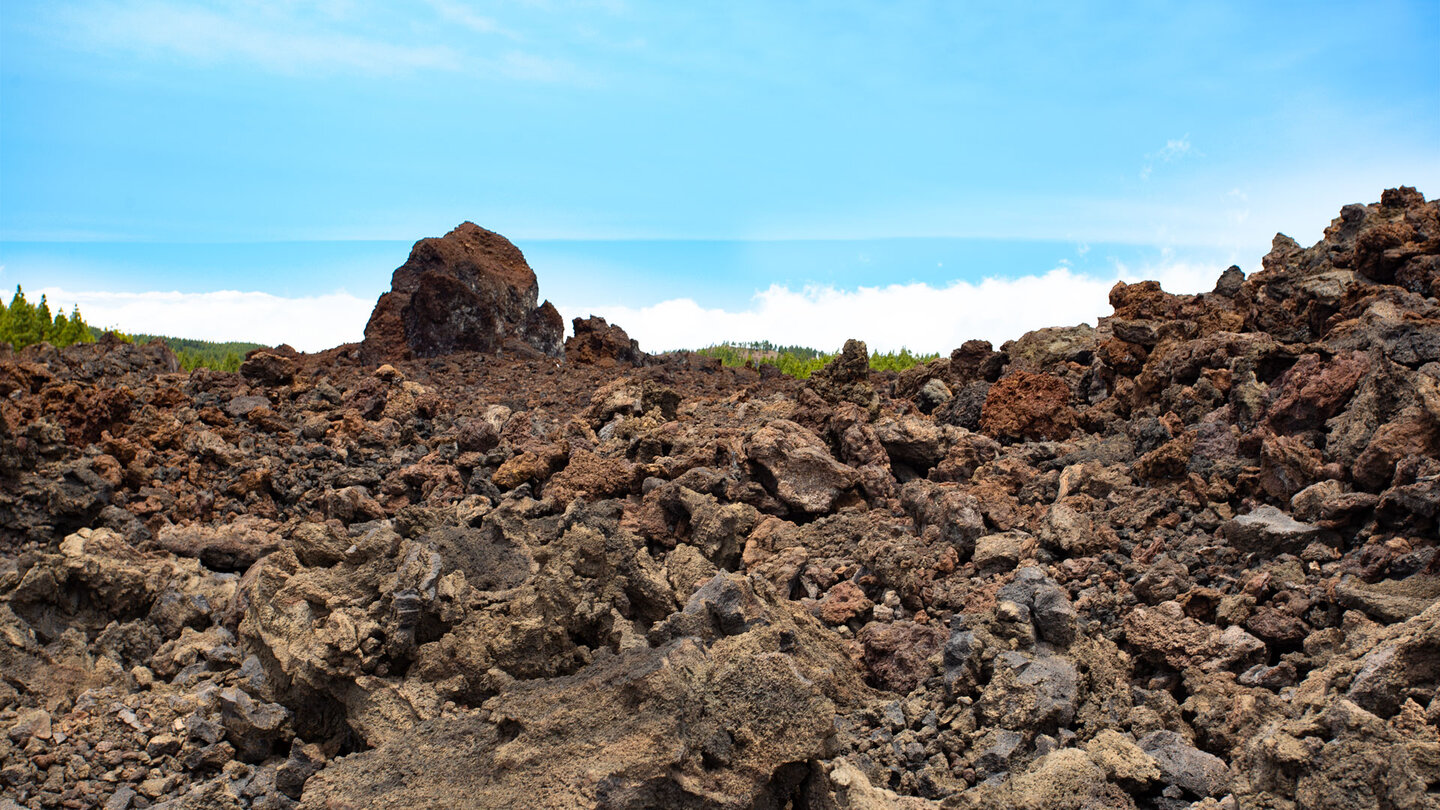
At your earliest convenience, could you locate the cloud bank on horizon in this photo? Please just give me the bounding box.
[35,261,1220,355]
[32,287,375,354]
[567,263,1221,356]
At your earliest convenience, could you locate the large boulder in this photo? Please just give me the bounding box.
[745,419,860,514]
[363,222,564,360]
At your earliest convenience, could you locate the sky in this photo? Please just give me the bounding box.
[1,1,1438,352]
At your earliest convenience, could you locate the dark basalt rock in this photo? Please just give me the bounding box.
[362,222,564,360]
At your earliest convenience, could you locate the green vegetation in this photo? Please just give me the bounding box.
[694,340,938,379]
[87,328,264,372]
[0,286,95,350]
[1,283,261,371]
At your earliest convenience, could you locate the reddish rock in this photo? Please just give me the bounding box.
[564,316,644,367]
[362,222,564,360]
[543,450,636,506]
[1264,351,1369,434]
[979,371,1077,442]
[1352,410,1440,489]
[856,620,944,693]
[493,441,570,490]
[1108,280,1183,320]
[817,581,873,625]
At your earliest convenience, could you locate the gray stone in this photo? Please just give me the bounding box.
[218,687,292,762]
[973,533,1023,574]
[104,787,137,810]
[943,628,979,685]
[975,729,1025,775]
[1222,504,1328,553]
[998,567,1078,647]
[1138,730,1230,797]
[978,650,1078,733]
[226,395,272,417]
[917,378,953,413]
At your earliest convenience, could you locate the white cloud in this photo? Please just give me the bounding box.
[55,1,594,82]
[62,1,461,75]
[32,262,1228,359]
[35,288,374,354]
[1152,136,1193,163]
[425,0,516,37]
[1141,135,1197,181]
[558,263,1224,355]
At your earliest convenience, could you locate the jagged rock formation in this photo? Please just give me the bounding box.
[0,189,1437,809]
[564,315,645,366]
[362,222,564,361]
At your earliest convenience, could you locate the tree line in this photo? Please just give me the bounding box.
[0,285,262,371]
[0,286,94,350]
[694,342,939,379]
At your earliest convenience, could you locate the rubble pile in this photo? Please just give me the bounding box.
[1,189,1437,809]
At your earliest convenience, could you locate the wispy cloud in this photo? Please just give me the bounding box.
[425,0,517,38]
[1141,135,1198,180]
[61,1,461,76]
[36,288,373,353]
[559,263,1223,354]
[54,1,588,81]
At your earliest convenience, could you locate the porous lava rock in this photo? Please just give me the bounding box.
[1,188,1438,810]
[362,222,564,360]
[564,315,644,366]
[979,370,1077,442]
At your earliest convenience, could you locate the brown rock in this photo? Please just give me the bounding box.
[362,222,564,360]
[239,351,298,387]
[155,516,281,571]
[744,419,859,514]
[979,370,1077,442]
[493,442,569,490]
[856,620,944,693]
[542,450,635,506]
[818,580,873,625]
[563,316,644,366]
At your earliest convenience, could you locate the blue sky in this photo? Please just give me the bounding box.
[1,1,1437,351]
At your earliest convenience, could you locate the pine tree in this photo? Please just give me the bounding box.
[62,305,92,346]
[36,295,52,346]
[50,312,69,344]
[4,286,38,348]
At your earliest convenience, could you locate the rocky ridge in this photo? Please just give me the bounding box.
[0,188,1437,809]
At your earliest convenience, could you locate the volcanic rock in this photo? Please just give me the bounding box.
[564,315,644,366]
[0,188,1437,810]
[362,222,564,360]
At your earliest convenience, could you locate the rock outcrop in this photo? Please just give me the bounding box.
[362,222,564,361]
[564,315,645,366]
[0,188,1437,809]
